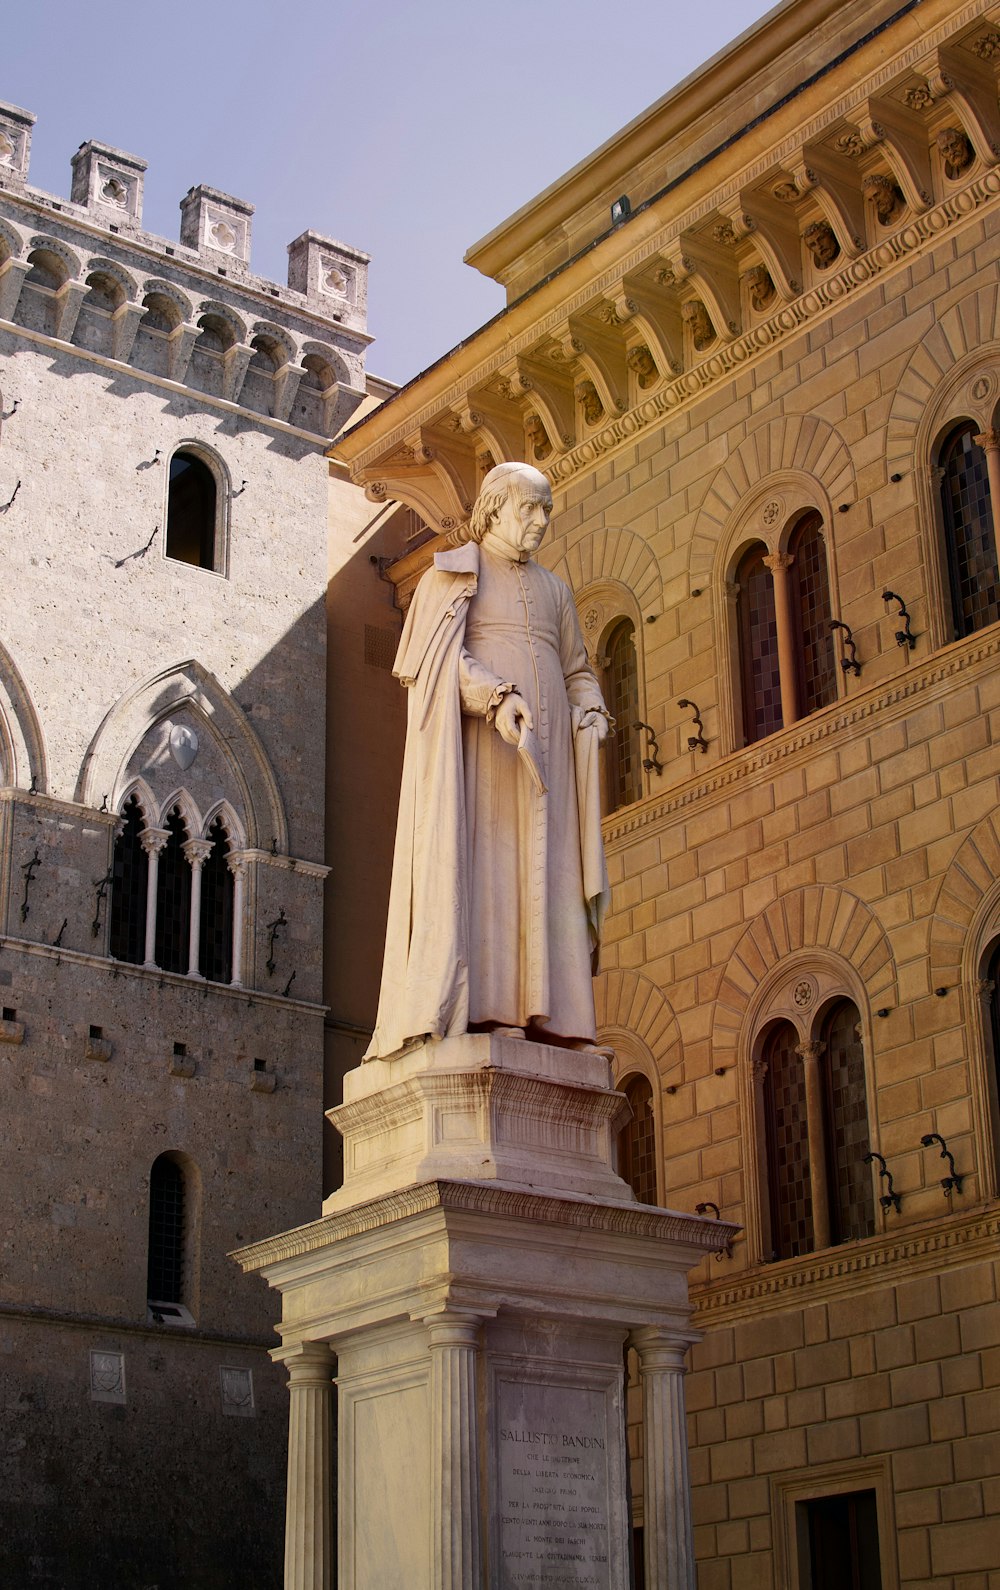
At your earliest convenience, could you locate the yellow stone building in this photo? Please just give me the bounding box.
[333,1,1000,1584]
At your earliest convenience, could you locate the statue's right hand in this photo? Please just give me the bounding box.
[494,692,533,746]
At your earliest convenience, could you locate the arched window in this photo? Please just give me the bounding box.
[759,999,875,1262]
[821,1000,875,1243]
[736,542,782,745]
[761,1021,813,1260]
[789,512,837,715]
[147,1154,185,1307]
[165,451,219,570]
[154,806,192,973]
[984,940,1000,1187]
[939,423,1000,639]
[618,1074,658,1204]
[109,793,148,964]
[605,619,642,811]
[199,815,234,983]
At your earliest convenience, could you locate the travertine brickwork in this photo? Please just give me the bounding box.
[335,2,1000,1584]
[0,105,376,1588]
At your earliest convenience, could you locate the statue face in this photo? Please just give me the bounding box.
[488,477,553,558]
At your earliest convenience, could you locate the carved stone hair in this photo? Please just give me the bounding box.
[465,462,551,542]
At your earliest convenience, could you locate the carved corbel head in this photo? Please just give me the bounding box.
[803,220,841,269]
[862,172,906,226]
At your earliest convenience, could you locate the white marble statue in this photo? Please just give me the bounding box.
[365,462,612,1059]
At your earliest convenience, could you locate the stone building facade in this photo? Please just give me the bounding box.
[0,106,384,1588]
[334,1,1000,1585]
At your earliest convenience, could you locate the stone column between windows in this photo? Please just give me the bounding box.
[183,838,212,978]
[629,1327,699,1590]
[138,827,169,969]
[227,853,247,988]
[424,1310,483,1590]
[762,551,802,725]
[974,429,1000,525]
[282,1340,335,1590]
[796,1039,831,1250]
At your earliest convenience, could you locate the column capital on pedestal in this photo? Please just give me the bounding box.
[183,837,213,868]
[628,1324,700,1369]
[139,826,170,857]
[420,1309,486,1349]
[975,428,1000,453]
[277,1339,336,1380]
[795,1038,825,1063]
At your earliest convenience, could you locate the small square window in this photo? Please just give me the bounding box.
[89,1024,102,1040]
[2,1007,15,1023]
[173,1041,186,1057]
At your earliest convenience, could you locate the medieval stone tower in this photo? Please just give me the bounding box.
[0,101,372,1588]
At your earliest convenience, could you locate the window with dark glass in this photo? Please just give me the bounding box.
[986,941,1000,1184]
[822,1000,875,1243]
[798,1490,882,1590]
[109,793,148,964]
[199,815,234,983]
[618,1075,657,1204]
[606,619,642,810]
[939,423,1000,639]
[147,1155,185,1305]
[790,512,837,715]
[737,542,783,745]
[762,1021,813,1260]
[154,806,191,973]
[165,451,218,570]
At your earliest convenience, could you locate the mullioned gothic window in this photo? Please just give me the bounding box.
[109,793,148,964]
[109,794,240,984]
[199,815,234,983]
[938,423,1000,639]
[155,807,192,974]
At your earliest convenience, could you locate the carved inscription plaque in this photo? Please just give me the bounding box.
[495,1378,615,1589]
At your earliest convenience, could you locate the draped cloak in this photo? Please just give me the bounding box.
[364,542,611,1061]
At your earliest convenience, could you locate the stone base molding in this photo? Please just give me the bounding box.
[238,1140,734,1588]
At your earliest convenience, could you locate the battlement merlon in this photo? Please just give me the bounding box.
[0,100,370,336]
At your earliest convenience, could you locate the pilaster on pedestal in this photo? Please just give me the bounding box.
[425,1311,484,1590]
[630,1326,700,1590]
[236,1034,739,1590]
[280,1341,335,1590]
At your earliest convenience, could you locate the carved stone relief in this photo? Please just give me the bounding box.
[682,299,715,351]
[772,180,801,204]
[803,220,841,269]
[626,344,659,389]
[525,411,552,461]
[577,380,605,426]
[745,264,776,312]
[863,172,906,226]
[903,83,934,111]
[0,131,15,165]
[937,127,974,180]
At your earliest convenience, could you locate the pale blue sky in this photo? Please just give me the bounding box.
[6,1,777,384]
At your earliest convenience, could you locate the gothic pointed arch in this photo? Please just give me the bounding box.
[712,885,896,1071]
[687,415,855,589]
[0,638,47,792]
[75,660,287,851]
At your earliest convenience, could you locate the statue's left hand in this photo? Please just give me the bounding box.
[577,708,611,743]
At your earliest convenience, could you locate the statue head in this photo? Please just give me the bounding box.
[467,462,553,558]
[627,345,658,387]
[804,220,840,268]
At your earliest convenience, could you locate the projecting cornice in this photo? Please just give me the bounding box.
[334,0,1000,535]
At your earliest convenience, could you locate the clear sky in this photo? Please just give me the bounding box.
[6,1,777,387]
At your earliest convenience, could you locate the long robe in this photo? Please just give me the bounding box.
[365,541,610,1060]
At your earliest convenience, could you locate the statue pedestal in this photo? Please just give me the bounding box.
[234,1037,736,1590]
